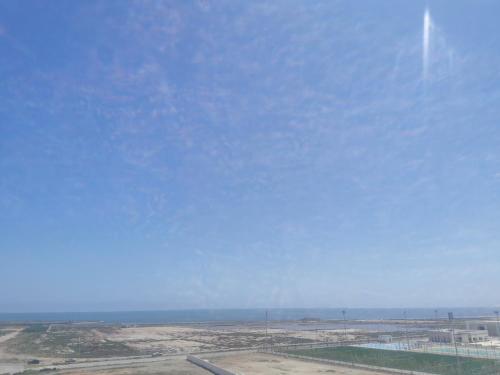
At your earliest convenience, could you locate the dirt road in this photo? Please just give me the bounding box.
[0,329,24,375]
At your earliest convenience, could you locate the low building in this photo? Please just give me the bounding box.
[466,321,500,337]
[378,335,393,343]
[429,329,489,344]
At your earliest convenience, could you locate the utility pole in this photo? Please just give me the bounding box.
[434,309,438,321]
[342,310,347,342]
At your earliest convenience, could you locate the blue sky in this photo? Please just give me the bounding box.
[1,0,500,312]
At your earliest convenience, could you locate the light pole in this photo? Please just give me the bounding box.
[404,310,410,349]
[494,311,499,337]
[265,309,268,350]
[342,310,347,341]
[449,312,460,375]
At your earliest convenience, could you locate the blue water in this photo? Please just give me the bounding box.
[358,342,414,351]
[0,308,495,324]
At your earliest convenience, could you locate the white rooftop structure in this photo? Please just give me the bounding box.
[429,329,489,344]
[466,320,500,337]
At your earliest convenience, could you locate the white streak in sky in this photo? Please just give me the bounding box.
[422,8,432,80]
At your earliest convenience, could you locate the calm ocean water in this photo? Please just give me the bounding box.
[0,308,495,324]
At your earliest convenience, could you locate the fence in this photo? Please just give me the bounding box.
[269,350,434,375]
[415,341,500,360]
[267,340,500,375]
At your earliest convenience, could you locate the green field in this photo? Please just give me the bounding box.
[284,346,500,375]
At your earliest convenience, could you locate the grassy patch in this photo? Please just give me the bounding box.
[74,339,138,358]
[285,346,500,375]
[6,325,138,358]
[23,324,49,333]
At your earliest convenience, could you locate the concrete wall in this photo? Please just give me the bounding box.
[186,355,236,375]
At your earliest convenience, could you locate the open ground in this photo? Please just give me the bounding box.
[1,319,495,374]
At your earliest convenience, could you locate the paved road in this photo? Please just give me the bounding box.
[35,349,257,372]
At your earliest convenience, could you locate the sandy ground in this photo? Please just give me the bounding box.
[206,352,392,375]
[0,328,26,374]
[106,326,219,352]
[0,329,22,351]
[105,324,352,353]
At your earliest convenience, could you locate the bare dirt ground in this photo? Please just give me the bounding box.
[0,322,374,374]
[1,323,359,360]
[104,324,359,353]
[206,352,393,374]
[0,328,28,375]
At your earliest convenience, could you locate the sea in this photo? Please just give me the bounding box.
[0,308,496,324]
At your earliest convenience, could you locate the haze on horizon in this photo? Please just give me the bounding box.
[2,0,500,313]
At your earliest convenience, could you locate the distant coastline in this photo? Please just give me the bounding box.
[0,307,497,324]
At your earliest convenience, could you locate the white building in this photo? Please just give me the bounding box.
[466,321,500,337]
[378,335,393,343]
[429,329,489,344]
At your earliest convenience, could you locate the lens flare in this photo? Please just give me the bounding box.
[423,8,432,80]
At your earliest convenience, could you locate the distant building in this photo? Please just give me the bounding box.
[378,335,393,343]
[465,321,500,337]
[429,329,489,344]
